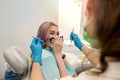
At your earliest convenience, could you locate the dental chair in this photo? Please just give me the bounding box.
[3,46,31,80]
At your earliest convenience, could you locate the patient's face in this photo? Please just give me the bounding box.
[46,26,59,43]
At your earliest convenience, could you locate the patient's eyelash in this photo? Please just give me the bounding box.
[50,32,54,35]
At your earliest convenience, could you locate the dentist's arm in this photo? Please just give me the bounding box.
[30,38,44,80]
[70,32,100,66]
[31,62,44,80]
[82,45,100,66]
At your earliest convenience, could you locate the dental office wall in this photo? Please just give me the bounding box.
[59,0,82,40]
[0,0,58,79]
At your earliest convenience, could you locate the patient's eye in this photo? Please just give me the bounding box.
[50,32,54,35]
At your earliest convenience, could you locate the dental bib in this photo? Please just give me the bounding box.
[40,48,60,80]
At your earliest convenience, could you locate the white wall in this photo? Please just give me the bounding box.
[0,0,58,79]
[58,0,82,40]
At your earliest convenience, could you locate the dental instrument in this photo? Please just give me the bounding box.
[32,36,46,45]
[69,28,74,47]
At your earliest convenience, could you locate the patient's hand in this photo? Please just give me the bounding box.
[48,37,63,54]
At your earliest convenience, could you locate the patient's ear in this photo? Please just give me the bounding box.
[85,0,94,17]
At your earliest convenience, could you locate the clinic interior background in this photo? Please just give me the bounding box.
[0,0,87,79]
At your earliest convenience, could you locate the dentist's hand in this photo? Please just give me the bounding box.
[70,32,84,50]
[30,38,43,65]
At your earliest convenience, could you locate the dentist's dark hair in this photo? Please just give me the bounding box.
[90,0,120,74]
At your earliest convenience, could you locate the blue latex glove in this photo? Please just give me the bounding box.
[70,32,84,50]
[30,38,44,65]
[5,71,23,80]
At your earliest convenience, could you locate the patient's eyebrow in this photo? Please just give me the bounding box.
[49,30,55,32]
[49,30,59,33]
